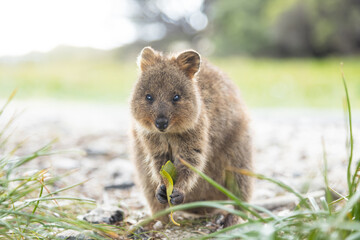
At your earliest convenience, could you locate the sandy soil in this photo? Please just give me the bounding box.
[2,99,360,239]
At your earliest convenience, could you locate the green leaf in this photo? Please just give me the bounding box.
[160,168,173,203]
[160,160,177,181]
[159,160,180,226]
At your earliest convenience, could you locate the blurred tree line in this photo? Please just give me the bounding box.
[211,0,360,57]
[128,0,360,57]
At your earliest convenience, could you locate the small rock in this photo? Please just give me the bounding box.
[205,222,213,227]
[104,183,135,190]
[104,158,135,190]
[215,214,225,225]
[127,225,138,233]
[81,206,124,224]
[199,228,211,234]
[253,188,276,199]
[85,148,108,157]
[174,215,183,221]
[154,233,165,239]
[277,209,291,217]
[127,226,151,240]
[126,218,138,225]
[153,220,163,230]
[52,157,80,170]
[56,230,95,240]
[292,171,302,178]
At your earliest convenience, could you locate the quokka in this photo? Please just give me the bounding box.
[130,47,253,226]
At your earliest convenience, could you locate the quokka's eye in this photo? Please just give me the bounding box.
[172,95,180,102]
[146,94,153,102]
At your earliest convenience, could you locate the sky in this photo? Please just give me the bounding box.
[0,0,137,57]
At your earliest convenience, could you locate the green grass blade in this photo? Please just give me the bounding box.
[341,64,354,196]
[336,189,360,223]
[41,179,91,199]
[199,222,245,239]
[179,158,264,220]
[31,185,44,215]
[322,137,333,205]
[308,196,320,212]
[346,232,360,240]
[0,209,120,239]
[0,89,17,116]
[8,146,52,174]
[24,196,96,203]
[242,202,279,220]
[227,167,311,209]
[354,161,360,190]
[274,210,328,225]
[320,197,330,215]
[335,221,360,231]
[136,200,272,230]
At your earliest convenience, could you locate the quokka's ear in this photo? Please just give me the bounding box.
[137,46,159,72]
[176,50,201,79]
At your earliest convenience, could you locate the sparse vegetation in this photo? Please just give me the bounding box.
[0,91,123,239]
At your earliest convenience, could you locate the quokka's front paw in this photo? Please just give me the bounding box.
[155,184,168,204]
[170,189,184,205]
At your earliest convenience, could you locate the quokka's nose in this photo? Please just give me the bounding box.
[155,117,168,130]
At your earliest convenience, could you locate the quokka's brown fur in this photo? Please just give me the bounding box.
[130,47,253,224]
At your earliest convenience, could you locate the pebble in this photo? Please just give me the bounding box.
[127,226,150,240]
[81,205,124,224]
[205,222,214,227]
[56,230,95,240]
[52,157,80,170]
[153,220,163,230]
[126,218,138,225]
[215,214,225,225]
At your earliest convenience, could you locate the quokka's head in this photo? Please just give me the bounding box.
[130,47,202,133]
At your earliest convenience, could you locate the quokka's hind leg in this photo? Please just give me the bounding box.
[221,214,241,228]
[224,129,253,202]
[222,133,253,227]
[225,168,253,202]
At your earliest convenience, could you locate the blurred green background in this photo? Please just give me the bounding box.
[0,0,359,108]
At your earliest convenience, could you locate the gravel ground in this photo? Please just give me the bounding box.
[2,99,360,239]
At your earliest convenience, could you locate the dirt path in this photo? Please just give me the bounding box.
[3,100,360,239]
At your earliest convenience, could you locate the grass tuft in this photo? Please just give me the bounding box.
[0,92,123,239]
